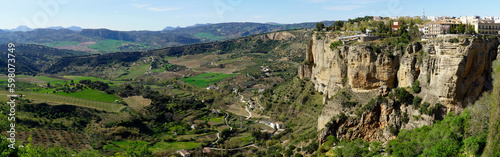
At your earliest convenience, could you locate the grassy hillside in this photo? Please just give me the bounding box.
[45,41,80,47]
[44,29,310,79]
[88,39,150,52]
[53,89,120,103]
[0,91,124,112]
[193,32,225,41]
[0,44,88,74]
[182,73,237,87]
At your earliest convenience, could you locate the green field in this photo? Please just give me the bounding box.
[0,91,125,112]
[208,116,224,123]
[17,75,65,83]
[54,89,120,103]
[88,39,149,52]
[63,76,110,82]
[16,75,122,85]
[194,32,225,41]
[103,140,200,152]
[182,73,237,88]
[45,41,80,47]
[150,141,200,151]
[117,63,150,80]
[34,88,56,93]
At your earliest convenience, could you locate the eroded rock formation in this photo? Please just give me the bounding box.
[303,33,499,142]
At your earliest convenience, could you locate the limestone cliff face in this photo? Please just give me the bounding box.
[318,99,435,143]
[415,38,499,110]
[304,35,402,98]
[305,33,499,142]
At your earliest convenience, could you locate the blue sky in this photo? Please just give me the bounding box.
[1,0,499,31]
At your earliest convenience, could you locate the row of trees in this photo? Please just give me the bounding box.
[315,20,345,31]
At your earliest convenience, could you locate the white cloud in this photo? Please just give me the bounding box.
[130,3,150,8]
[324,5,363,11]
[147,6,180,12]
[129,3,180,12]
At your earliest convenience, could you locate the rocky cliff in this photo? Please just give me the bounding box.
[301,33,500,142]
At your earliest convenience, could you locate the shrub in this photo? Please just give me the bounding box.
[463,134,487,156]
[402,112,410,123]
[388,112,469,156]
[363,98,377,111]
[419,102,431,115]
[305,141,319,154]
[330,40,343,50]
[393,88,412,104]
[341,101,358,108]
[333,139,369,157]
[412,96,422,107]
[389,125,399,135]
[412,80,421,93]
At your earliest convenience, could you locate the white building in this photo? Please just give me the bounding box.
[426,16,438,21]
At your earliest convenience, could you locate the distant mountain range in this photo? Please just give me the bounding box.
[0,21,334,53]
[2,25,83,32]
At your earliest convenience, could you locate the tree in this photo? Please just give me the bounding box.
[393,88,412,103]
[465,25,476,34]
[456,24,466,34]
[412,80,421,93]
[333,21,344,31]
[315,22,325,31]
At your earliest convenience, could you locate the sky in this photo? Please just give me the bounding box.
[1,0,499,31]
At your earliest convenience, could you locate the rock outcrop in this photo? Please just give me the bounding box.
[304,32,500,142]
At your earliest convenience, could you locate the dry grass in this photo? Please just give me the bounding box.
[123,96,151,109]
[168,59,205,68]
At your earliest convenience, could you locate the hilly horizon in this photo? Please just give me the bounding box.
[1,21,336,32]
[0,21,334,53]
[2,0,500,157]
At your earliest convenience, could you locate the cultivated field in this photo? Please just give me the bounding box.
[182,72,238,87]
[123,96,151,108]
[0,91,125,112]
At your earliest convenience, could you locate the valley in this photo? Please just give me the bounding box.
[1,16,500,157]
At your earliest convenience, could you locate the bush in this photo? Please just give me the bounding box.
[364,98,377,111]
[388,112,469,156]
[333,139,370,157]
[393,88,412,104]
[402,112,410,123]
[304,142,319,154]
[419,102,431,115]
[463,134,487,156]
[329,40,343,50]
[362,96,386,112]
[341,101,358,108]
[412,80,421,93]
[412,96,422,107]
[389,125,399,135]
